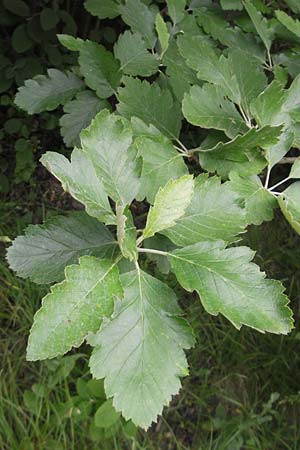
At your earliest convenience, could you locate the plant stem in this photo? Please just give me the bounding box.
[264,166,271,188]
[175,139,189,154]
[269,176,290,192]
[137,247,168,256]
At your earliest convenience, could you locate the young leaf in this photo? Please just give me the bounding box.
[167,0,186,24]
[27,256,123,361]
[77,40,121,98]
[243,0,274,52]
[89,269,194,429]
[229,172,277,225]
[135,134,187,204]
[117,77,182,139]
[183,84,248,139]
[116,205,137,261]
[278,182,300,235]
[60,91,109,147]
[41,148,115,224]
[162,175,246,246]
[275,10,300,38]
[169,241,293,334]
[15,69,84,114]
[143,175,194,239]
[80,110,140,205]
[84,0,120,19]
[155,13,169,57]
[6,212,118,284]
[119,0,157,49]
[114,31,159,77]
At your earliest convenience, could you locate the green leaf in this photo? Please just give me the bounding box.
[221,0,243,10]
[60,91,109,147]
[27,256,123,360]
[12,24,33,53]
[250,75,300,148]
[3,0,29,17]
[229,172,277,225]
[15,69,84,114]
[116,205,137,261]
[40,8,59,31]
[278,182,300,235]
[163,40,199,102]
[183,84,248,139]
[135,134,187,204]
[41,149,115,224]
[169,241,293,334]
[57,34,82,51]
[119,0,157,49]
[6,212,118,284]
[167,0,186,24]
[114,31,159,76]
[84,0,120,19]
[275,10,300,38]
[162,175,246,245]
[243,0,274,52]
[197,126,281,178]
[77,40,121,98]
[289,157,300,179]
[80,110,140,205]
[178,37,267,118]
[89,269,194,429]
[94,399,120,428]
[265,130,294,169]
[143,175,194,239]
[155,13,169,57]
[117,77,182,139]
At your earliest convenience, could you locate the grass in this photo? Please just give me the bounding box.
[1,199,300,449]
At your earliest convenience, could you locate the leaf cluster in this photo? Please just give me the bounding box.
[7,0,300,430]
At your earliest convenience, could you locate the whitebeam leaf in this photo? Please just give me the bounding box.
[114,31,159,77]
[229,172,277,225]
[119,0,157,49]
[143,175,194,239]
[60,91,109,147]
[243,0,274,52]
[162,175,246,245]
[6,212,118,284]
[27,256,123,361]
[41,148,115,224]
[15,69,84,114]
[183,84,248,139]
[278,182,300,235]
[135,134,188,203]
[77,39,121,98]
[89,268,195,429]
[169,241,293,334]
[117,77,182,139]
[80,110,140,205]
[116,205,137,261]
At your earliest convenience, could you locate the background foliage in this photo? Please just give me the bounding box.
[1,0,300,448]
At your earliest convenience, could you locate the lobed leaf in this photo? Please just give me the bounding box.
[80,110,140,205]
[6,212,118,284]
[162,175,246,245]
[169,241,293,334]
[117,77,182,139]
[27,256,123,360]
[15,69,84,114]
[89,269,194,429]
[41,148,115,224]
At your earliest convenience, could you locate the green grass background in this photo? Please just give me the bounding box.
[1,199,300,450]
